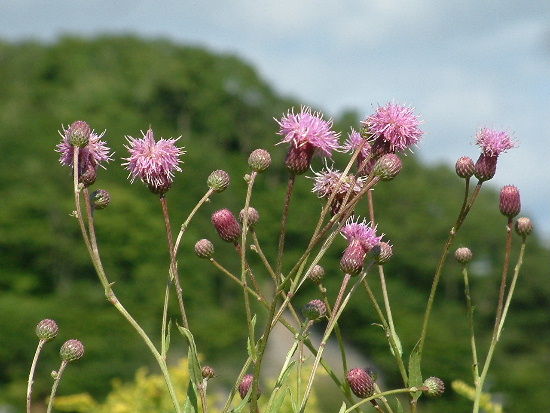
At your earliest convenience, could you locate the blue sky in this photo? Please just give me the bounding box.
[1,0,549,241]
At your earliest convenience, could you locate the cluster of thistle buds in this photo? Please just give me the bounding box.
[29,319,84,412]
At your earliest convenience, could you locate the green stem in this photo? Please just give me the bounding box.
[461,264,479,382]
[46,361,68,413]
[26,340,46,413]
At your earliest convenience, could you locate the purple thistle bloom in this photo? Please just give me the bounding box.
[475,127,516,157]
[312,166,363,198]
[123,127,185,194]
[363,102,424,154]
[342,128,370,158]
[341,217,383,252]
[276,106,340,157]
[57,127,113,170]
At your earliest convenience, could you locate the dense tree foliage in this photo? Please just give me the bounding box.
[0,36,548,412]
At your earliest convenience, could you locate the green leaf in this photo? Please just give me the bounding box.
[389,329,403,357]
[178,326,202,384]
[183,379,199,413]
[338,402,347,413]
[408,343,423,401]
[247,315,258,362]
[266,388,290,413]
[395,397,404,413]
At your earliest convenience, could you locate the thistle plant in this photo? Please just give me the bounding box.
[38,103,531,413]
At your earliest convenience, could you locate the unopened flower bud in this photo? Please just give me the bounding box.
[308,264,325,284]
[239,374,261,400]
[455,156,475,178]
[90,189,110,210]
[60,339,85,362]
[239,207,260,228]
[248,149,271,172]
[212,209,241,243]
[78,162,97,187]
[454,247,473,264]
[67,121,91,148]
[302,299,327,321]
[369,242,393,264]
[499,185,521,218]
[422,376,445,398]
[373,153,402,181]
[346,368,375,398]
[285,143,315,175]
[36,319,59,342]
[340,243,366,276]
[474,154,497,181]
[207,170,230,193]
[201,366,216,380]
[515,217,533,238]
[195,239,214,258]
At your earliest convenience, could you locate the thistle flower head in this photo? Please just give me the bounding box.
[123,127,185,195]
[342,129,373,175]
[57,127,112,171]
[368,241,393,265]
[373,153,402,181]
[341,218,383,252]
[36,319,59,342]
[455,156,475,179]
[454,247,473,264]
[515,217,533,238]
[422,376,445,398]
[90,189,110,210]
[276,106,340,157]
[201,366,216,380]
[211,209,241,243]
[346,368,375,398]
[302,299,328,321]
[60,339,85,362]
[66,120,91,148]
[207,170,230,193]
[308,264,325,284]
[239,207,260,228]
[238,374,261,400]
[475,127,516,157]
[312,165,363,199]
[499,185,521,218]
[248,149,272,172]
[340,242,366,275]
[195,239,215,259]
[363,102,424,154]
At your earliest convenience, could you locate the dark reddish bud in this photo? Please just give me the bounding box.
[90,189,110,210]
[422,376,445,397]
[60,339,85,362]
[207,170,230,193]
[239,207,260,228]
[368,242,393,265]
[201,366,216,380]
[67,121,91,148]
[454,247,473,264]
[195,239,214,259]
[373,153,402,181]
[302,299,327,321]
[474,154,497,181]
[285,142,315,175]
[238,374,261,400]
[340,242,366,276]
[78,162,97,187]
[248,149,271,172]
[515,217,533,238]
[148,174,172,195]
[346,368,375,398]
[36,319,59,342]
[499,185,521,218]
[455,156,475,178]
[308,264,325,284]
[211,209,241,243]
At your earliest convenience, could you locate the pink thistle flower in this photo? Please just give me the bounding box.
[363,102,423,154]
[342,128,373,175]
[123,127,185,195]
[312,166,363,199]
[57,127,113,171]
[276,106,340,174]
[341,217,383,252]
[475,127,516,157]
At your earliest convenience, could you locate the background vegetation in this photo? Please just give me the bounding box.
[0,36,548,412]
